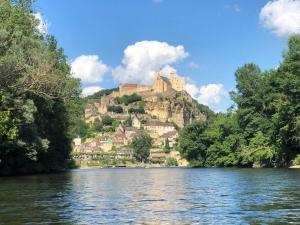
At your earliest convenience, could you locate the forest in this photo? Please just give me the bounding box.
[0,0,83,175]
[179,35,300,168]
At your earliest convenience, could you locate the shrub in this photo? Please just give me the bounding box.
[116,93,142,105]
[107,105,123,113]
[165,157,178,166]
[128,108,145,114]
[293,155,300,165]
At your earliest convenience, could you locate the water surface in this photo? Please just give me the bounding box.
[0,168,300,224]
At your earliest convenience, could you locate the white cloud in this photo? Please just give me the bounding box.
[112,41,188,84]
[81,86,103,97]
[33,12,48,35]
[260,0,300,36]
[186,83,228,108]
[71,55,109,84]
[185,83,200,99]
[160,65,177,77]
[198,84,228,105]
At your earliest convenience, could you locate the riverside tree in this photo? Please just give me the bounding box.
[0,0,82,175]
[179,35,300,168]
[131,134,152,162]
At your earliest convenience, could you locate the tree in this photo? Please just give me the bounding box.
[163,138,170,153]
[0,1,81,175]
[178,120,209,167]
[102,115,113,126]
[165,157,178,166]
[93,118,103,132]
[131,134,152,162]
[107,105,123,113]
[124,115,132,127]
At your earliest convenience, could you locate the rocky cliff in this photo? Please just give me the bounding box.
[85,88,212,128]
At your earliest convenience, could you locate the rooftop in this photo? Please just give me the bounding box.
[145,121,174,127]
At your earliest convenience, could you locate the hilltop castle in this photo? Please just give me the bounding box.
[117,71,185,96]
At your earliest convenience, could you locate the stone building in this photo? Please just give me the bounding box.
[152,71,185,93]
[119,83,150,96]
[169,72,185,92]
[152,72,172,93]
[132,115,141,129]
[144,121,176,136]
[160,130,178,148]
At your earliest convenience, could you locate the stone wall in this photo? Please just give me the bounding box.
[170,73,185,92]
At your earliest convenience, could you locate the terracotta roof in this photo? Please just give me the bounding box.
[121,83,138,89]
[125,127,139,132]
[160,131,178,138]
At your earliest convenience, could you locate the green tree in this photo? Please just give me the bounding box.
[163,138,170,153]
[178,120,209,167]
[131,134,152,162]
[0,0,81,175]
[165,157,178,166]
[102,115,113,126]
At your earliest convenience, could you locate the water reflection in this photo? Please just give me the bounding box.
[0,168,300,224]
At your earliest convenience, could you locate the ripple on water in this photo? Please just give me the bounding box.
[0,168,300,224]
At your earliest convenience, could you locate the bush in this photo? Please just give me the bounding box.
[116,93,142,105]
[102,115,113,126]
[107,105,123,113]
[165,158,178,166]
[293,155,300,165]
[128,108,145,114]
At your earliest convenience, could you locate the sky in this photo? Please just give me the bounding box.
[33,0,300,112]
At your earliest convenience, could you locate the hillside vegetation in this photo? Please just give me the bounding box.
[179,35,300,168]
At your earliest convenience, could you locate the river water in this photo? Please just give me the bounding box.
[0,168,299,224]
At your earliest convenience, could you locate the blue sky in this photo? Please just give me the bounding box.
[33,0,299,111]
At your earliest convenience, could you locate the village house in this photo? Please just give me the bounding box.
[98,136,113,152]
[149,148,166,162]
[125,127,143,142]
[132,115,141,129]
[115,147,133,159]
[159,130,178,148]
[112,124,128,147]
[144,121,176,136]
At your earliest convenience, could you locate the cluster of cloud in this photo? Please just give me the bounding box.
[33,12,48,35]
[71,55,109,96]
[112,41,188,84]
[71,55,109,83]
[70,40,229,109]
[260,0,300,36]
[81,86,103,97]
[186,83,229,107]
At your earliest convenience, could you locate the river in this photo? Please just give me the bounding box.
[0,168,299,224]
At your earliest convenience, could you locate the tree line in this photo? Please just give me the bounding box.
[179,35,300,168]
[0,0,82,175]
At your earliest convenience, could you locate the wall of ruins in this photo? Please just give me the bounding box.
[170,74,185,92]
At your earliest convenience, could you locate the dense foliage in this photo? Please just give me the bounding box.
[115,93,142,105]
[128,108,145,114]
[0,0,82,175]
[107,105,123,113]
[131,134,152,162]
[179,35,300,168]
[85,88,118,99]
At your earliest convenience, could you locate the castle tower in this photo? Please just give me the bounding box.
[152,71,171,93]
[170,72,185,91]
